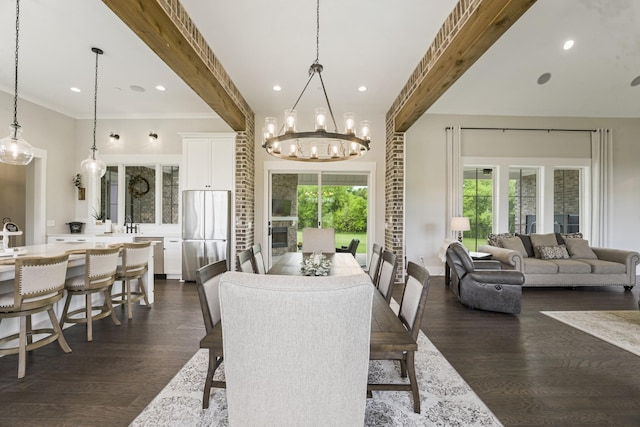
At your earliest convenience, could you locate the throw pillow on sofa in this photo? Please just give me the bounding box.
[564,238,597,259]
[487,233,513,247]
[515,233,535,258]
[530,233,560,258]
[498,236,529,257]
[538,245,570,260]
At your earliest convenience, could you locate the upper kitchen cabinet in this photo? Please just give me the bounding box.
[181,133,236,191]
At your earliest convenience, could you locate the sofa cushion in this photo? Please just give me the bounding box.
[564,238,597,259]
[578,259,626,274]
[498,236,528,257]
[515,233,535,258]
[530,233,560,258]
[523,258,559,274]
[539,245,570,260]
[549,259,592,274]
[487,233,513,247]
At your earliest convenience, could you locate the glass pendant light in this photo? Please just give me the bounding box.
[80,47,106,178]
[0,0,34,166]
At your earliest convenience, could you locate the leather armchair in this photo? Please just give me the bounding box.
[446,242,525,314]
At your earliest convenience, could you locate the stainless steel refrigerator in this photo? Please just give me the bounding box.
[182,190,231,281]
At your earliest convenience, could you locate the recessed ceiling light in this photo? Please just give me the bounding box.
[631,75,640,87]
[155,85,166,91]
[563,40,574,50]
[537,72,552,85]
[130,85,145,92]
[70,87,81,93]
[358,86,367,92]
[273,85,282,91]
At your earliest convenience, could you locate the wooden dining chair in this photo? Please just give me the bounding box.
[110,242,152,320]
[219,271,373,426]
[236,248,256,273]
[376,249,398,304]
[195,259,228,409]
[0,254,72,378]
[366,243,383,283]
[252,243,266,274]
[369,261,431,413]
[60,247,121,341]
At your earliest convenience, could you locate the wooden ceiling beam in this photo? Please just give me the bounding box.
[392,0,537,132]
[102,0,247,131]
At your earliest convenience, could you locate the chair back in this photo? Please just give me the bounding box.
[219,271,373,426]
[398,261,431,341]
[377,250,398,303]
[236,248,256,273]
[347,239,360,257]
[120,242,151,278]
[446,241,475,277]
[195,259,228,332]
[85,247,120,289]
[367,243,383,282]
[251,243,266,274]
[12,254,69,311]
[302,227,336,254]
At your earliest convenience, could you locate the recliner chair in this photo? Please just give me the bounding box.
[445,242,525,314]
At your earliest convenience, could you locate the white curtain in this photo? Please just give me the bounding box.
[591,129,612,247]
[446,126,462,241]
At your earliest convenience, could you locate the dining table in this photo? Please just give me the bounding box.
[199,251,421,413]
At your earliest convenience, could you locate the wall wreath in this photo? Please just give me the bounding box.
[128,175,150,198]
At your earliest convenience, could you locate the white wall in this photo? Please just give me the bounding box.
[405,113,640,274]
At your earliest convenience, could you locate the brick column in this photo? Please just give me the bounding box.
[234,114,255,252]
[385,116,405,283]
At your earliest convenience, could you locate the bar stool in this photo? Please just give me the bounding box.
[0,254,72,378]
[110,242,152,319]
[60,247,121,341]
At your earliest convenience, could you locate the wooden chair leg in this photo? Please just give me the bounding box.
[47,308,72,354]
[203,349,216,409]
[138,277,152,308]
[85,293,93,341]
[400,359,407,378]
[406,351,420,413]
[26,315,33,346]
[59,291,72,329]
[105,287,121,326]
[18,315,27,379]
[126,279,132,319]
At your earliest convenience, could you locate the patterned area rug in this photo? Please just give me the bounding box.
[541,310,640,357]
[131,329,501,426]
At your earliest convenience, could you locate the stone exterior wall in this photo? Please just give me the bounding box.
[513,173,536,234]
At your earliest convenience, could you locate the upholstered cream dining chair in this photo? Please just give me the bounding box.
[301,227,336,254]
[219,271,373,426]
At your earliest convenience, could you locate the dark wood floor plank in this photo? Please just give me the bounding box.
[1,277,639,426]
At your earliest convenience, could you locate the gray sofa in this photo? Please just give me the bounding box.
[478,233,640,289]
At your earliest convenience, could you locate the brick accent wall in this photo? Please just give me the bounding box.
[385,117,405,283]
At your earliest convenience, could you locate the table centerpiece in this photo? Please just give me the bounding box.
[300,252,332,276]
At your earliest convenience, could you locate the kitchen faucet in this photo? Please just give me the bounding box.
[124,215,138,234]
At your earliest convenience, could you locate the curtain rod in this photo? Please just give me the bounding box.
[445,126,600,133]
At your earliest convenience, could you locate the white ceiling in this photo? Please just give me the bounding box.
[0,0,638,123]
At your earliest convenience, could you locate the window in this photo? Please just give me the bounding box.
[463,168,493,250]
[509,168,537,234]
[554,169,580,233]
[99,162,179,225]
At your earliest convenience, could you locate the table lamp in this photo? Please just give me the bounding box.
[450,217,470,242]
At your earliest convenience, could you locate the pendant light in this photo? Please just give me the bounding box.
[80,47,106,178]
[262,0,370,162]
[0,0,34,166]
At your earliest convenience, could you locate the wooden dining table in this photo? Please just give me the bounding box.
[199,251,421,413]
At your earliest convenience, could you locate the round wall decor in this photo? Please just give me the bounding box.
[128,175,150,198]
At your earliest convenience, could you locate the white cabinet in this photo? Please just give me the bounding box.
[47,235,94,243]
[182,134,235,190]
[164,237,182,279]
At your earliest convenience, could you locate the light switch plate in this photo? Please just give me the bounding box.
[47,220,55,227]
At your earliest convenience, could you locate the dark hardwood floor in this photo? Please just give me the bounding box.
[1,277,639,426]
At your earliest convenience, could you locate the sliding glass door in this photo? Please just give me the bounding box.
[268,172,369,267]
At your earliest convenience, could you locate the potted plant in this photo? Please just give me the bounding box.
[91,207,105,225]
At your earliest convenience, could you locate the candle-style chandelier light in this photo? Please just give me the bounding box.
[262,0,370,162]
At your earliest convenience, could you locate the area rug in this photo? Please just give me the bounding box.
[130,329,502,426]
[541,310,640,357]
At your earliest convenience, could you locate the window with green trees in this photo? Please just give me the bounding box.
[463,168,493,250]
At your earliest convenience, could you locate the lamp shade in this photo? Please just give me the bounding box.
[450,216,470,232]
